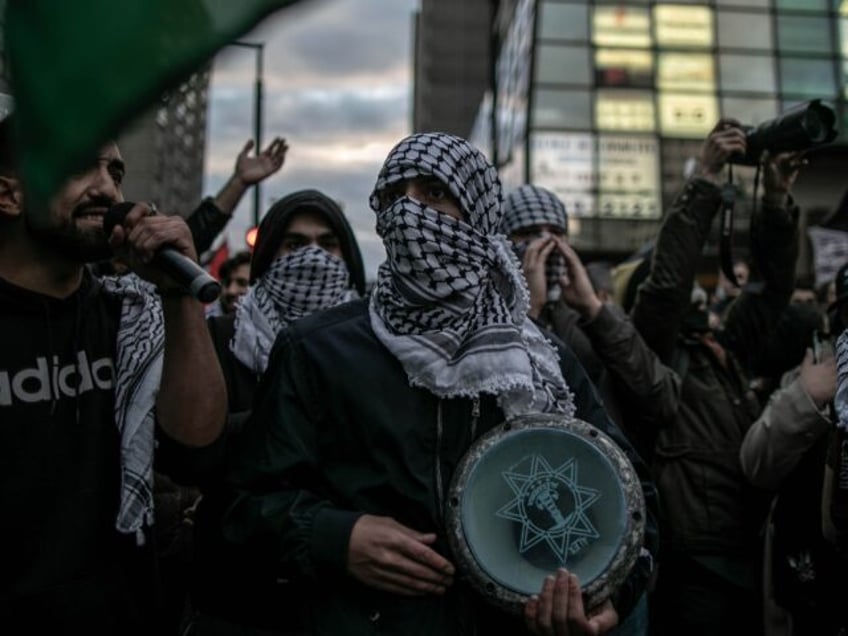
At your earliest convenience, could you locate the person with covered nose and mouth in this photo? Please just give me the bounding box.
[221,132,658,635]
[191,190,366,635]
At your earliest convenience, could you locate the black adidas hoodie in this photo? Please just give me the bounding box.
[0,270,223,633]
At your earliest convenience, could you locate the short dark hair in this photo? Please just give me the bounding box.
[219,250,251,283]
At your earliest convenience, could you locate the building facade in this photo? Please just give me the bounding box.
[413,0,494,137]
[453,0,848,263]
[117,70,211,220]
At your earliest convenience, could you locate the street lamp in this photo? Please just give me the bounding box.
[231,40,265,227]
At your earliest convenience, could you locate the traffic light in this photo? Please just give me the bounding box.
[245,226,259,250]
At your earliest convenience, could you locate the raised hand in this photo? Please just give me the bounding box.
[521,236,557,319]
[107,203,196,290]
[555,239,603,321]
[762,150,806,207]
[696,119,747,184]
[234,137,288,186]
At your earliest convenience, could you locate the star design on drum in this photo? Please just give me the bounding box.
[496,455,601,564]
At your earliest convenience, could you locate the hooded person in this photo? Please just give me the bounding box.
[207,188,365,419]
[220,132,658,636]
[189,189,365,636]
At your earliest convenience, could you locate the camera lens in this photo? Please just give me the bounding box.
[802,108,827,143]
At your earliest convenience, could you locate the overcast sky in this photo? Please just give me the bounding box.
[204,0,419,279]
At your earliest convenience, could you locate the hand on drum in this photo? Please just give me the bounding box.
[524,568,619,635]
[347,514,456,596]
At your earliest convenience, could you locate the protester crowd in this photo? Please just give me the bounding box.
[1,109,847,636]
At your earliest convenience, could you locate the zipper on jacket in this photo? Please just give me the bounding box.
[470,396,480,439]
[435,399,445,527]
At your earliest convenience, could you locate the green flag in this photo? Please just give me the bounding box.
[5,0,301,208]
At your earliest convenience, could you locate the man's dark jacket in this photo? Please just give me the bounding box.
[221,299,659,635]
[631,178,799,558]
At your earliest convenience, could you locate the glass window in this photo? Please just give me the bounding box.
[597,136,662,219]
[530,132,596,218]
[716,0,770,5]
[716,11,773,50]
[538,2,588,41]
[595,49,653,88]
[595,90,656,131]
[721,97,778,125]
[532,88,592,128]
[658,53,715,92]
[776,0,829,9]
[593,6,651,48]
[654,5,714,48]
[780,57,837,96]
[719,54,777,93]
[658,93,719,138]
[777,16,834,55]
[534,44,591,85]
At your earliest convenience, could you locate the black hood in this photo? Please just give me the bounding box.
[250,189,366,296]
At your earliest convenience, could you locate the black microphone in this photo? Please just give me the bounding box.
[104,202,222,303]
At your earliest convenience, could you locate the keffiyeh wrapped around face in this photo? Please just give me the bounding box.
[231,245,356,373]
[502,184,569,303]
[368,132,575,418]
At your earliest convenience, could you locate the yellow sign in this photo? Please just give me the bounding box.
[658,93,718,138]
[654,5,713,48]
[593,6,651,48]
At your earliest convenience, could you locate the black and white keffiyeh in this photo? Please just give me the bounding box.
[502,184,569,303]
[231,245,357,373]
[101,274,164,546]
[368,132,575,418]
[500,184,569,237]
[835,329,848,431]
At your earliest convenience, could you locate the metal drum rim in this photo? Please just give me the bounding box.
[445,413,646,615]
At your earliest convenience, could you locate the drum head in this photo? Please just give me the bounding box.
[446,413,645,613]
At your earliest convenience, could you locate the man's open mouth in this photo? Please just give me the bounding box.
[75,207,107,221]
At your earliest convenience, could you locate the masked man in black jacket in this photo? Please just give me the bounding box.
[190,189,366,635]
[221,132,659,635]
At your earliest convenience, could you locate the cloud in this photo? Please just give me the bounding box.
[212,0,417,90]
[203,0,418,280]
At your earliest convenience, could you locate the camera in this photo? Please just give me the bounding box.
[730,99,838,165]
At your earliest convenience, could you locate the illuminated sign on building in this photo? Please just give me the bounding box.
[595,90,655,131]
[653,5,713,48]
[531,132,596,219]
[595,49,653,88]
[530,133,661,220]
[657,53,715,92]
[597,136,661,219]
[593,6,651,48]
[658,93,718,138]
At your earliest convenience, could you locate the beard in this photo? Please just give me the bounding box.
[25,213,113,263]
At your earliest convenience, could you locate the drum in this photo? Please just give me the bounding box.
[445,413,645,613]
